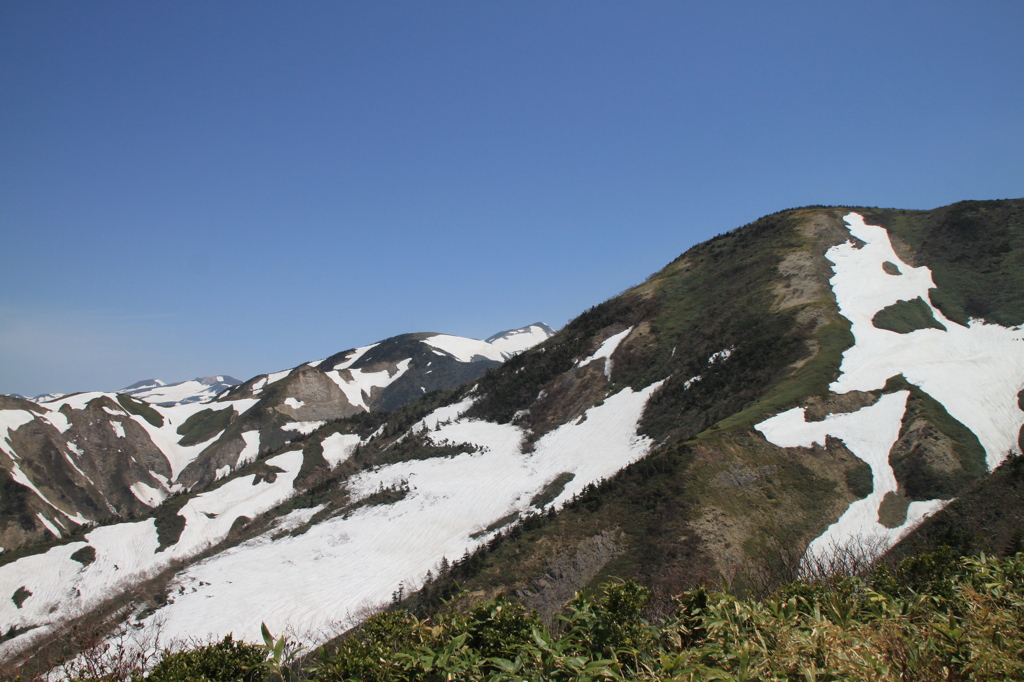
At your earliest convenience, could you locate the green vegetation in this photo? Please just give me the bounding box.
[883,375,987,500]
[69,545,96,566]
[176,407,236,447]
[43,551,1024,681]
[117,394,164,427]
[530,472,576,509]
[844,461,873,499]
[894,453,1024,559]
[153,495,189,552]
[862,199,1024,327]
[871,297,946,333]
[11,586,31,609]
[144,635,266,682]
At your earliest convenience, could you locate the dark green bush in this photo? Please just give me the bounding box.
[146,635,265,682]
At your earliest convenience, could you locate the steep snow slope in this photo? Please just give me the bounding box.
[756,213,1024,562]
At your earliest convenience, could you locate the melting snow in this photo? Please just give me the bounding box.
[422,335,506,363]
[755,212,1024,563]
[283,397,305,409]
[486,325,552,357]
[0,451,305,657]
[120,380,665,647]
[326,359,412,411]
[756,392,946,561]
[332,343,379,371]
[0,410,35,459]
[282,421,326,435]
[265,369,292,387]
[828,213,1024,469]
[236,431,261,468]
[111,421,125,439]
[125,400,257,481]
[321,432,362,468]
[41,409,71,434]
[576,327,633,379]
[36,513,62,539]
[130,481,167,507]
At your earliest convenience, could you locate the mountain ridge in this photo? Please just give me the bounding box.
[2,200,1024,670]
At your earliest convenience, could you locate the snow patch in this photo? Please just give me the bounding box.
[130,481,167,507]
[0,410,35,458]
[41,409,71,434]
[236,431,261,468]
[283,397,305,409]
[422,335,505,363]
[282,421,326,435]
[321,432,362,468]
[326,359,412,411]
[332,344,379,371]
[36,513,61,538]
[486,325,552,357]
[576,327,633,380]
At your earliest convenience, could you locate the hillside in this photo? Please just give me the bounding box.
[3,201,1024,671]
[0,325,552,556]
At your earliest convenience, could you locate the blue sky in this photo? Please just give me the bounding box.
[2,1,1022,396]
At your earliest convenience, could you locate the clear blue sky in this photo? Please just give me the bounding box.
[2,1,1022,396]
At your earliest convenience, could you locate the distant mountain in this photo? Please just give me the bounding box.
[0,323,553,560]
[117,376,243,406]
[4,201,1024,670]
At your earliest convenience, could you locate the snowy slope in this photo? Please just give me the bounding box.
[0,324,634,658]
[755,212,1024,563]
[96,380,665,647]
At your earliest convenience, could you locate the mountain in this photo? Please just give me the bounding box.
[3,201,1024,670]
[0,324,553,559]
[116,376,243,406]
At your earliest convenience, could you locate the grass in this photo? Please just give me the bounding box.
[176,407,236,447]
[116,394,163,427]
[883,375,987,499]
[871,296,946,333]
[706,317,853,437]
[529,472,576,509]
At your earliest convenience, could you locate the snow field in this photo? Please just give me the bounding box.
[126,380,665,647]
[486,325,553,357]
[422,334,506,363]
[0,450,305,658]
[125,379,229,406]
[829,213,1024,469]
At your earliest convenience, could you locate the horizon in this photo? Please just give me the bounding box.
[3,1,1023,396]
